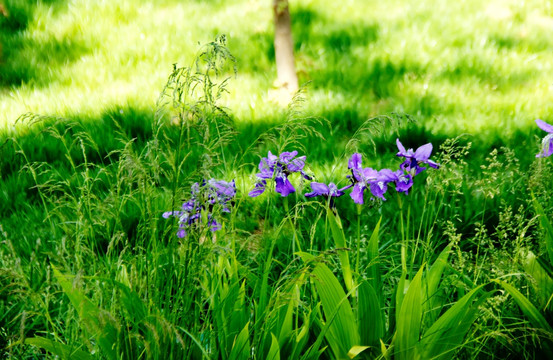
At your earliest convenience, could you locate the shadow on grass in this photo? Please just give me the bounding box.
[0,0,85,88]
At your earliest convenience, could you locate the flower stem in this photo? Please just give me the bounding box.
[284,197,302,254]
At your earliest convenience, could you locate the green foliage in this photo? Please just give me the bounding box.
[2,3,553,357]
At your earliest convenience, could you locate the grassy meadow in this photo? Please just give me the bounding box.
[1,0,553,358]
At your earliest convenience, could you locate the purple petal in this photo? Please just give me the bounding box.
[414,143,432,162]
[163,211,176,219]
[348,153,363,170]
[328,183,345,197]
[350,184,365,204]
[275,175,295,197]
[426,159,440,169]
[208,179,236,198]
[378,168,398,182]
[369,181,388,201]
[182,200,196,212]
[362,167,379,181]
[537,135,553,157]
[279,151,298,164]
[338,184,353,192]
[267,151,278,163]
[396,138,407,155]
[249,181,266,197]
[305,182,329,197]
[209,218,222,232]
[394,170,413,194]
[258,157,275,178]
[177,228,187,238]
[288,155,306,172]
[536,119,553,133]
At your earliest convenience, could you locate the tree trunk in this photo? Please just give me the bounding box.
[272,0,298,93]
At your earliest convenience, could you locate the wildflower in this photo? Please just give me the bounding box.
[163,179,236,238]
[536,119,553,158]
[305,182,350,198]
[347,153,396,203]
[393,169,413,194]
[250,150,310,197]
[396,138,440,175]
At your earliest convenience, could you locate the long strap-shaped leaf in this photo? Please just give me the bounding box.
[495,279,553,356]
[396,266,424,360]
[419,284,492,360]
[327,208,354,292]
[300,253,360,359]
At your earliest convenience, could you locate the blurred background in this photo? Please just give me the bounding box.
[1,0,552,144]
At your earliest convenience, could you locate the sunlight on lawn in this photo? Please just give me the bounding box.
[1,0,553,139]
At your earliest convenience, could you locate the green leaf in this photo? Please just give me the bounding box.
[307,259,360,359]
[424,244,452,325]
[495,280,553,333]
[25,337,94,360]
[396,266,424,360]
[497,279,553,356]
[228,322,251,360]
[347,345,370,359]
[523,251,553,311]
[266,333,281,360]
[420,284,491,360]
[327,208,354,292]
[358,280,384,347]
[367,217,382,304]
[51,264,118,360]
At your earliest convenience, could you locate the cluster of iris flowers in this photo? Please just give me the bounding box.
[251,139,440,205]
[164,120,551,238]
[163,179,236,238]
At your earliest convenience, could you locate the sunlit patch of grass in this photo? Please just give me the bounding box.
[1,0,552,147]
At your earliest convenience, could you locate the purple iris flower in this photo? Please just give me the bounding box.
[250,150,310,197]
[305,182,350,198]
[536,119,553,158]
[347,153,396,203]
[394,169,414,194]
[396,139,440,175]
[163,179,236,238]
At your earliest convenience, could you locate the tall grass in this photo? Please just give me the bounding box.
[2,1,553,359]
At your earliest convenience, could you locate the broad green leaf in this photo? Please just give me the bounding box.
[347,345,370,358]
[228,322,251,360]
[266,333,281,360]
[495,280,553,333]
[51,265,118,360]
[420,284,491,360]
[25,337,93,360]
[302,257,360,359]
[327,208,354,292]
[358,280,384,347]
[396,266,424,360]
[523,251,553,311]
[424,244,452,326]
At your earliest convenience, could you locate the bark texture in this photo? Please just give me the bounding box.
[272,0,298,93]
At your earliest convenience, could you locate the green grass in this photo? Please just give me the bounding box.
[2,0,553,359]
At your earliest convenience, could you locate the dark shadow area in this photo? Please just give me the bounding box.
[0,0,84,88]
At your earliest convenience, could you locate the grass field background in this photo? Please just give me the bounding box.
[2,0,553,358]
